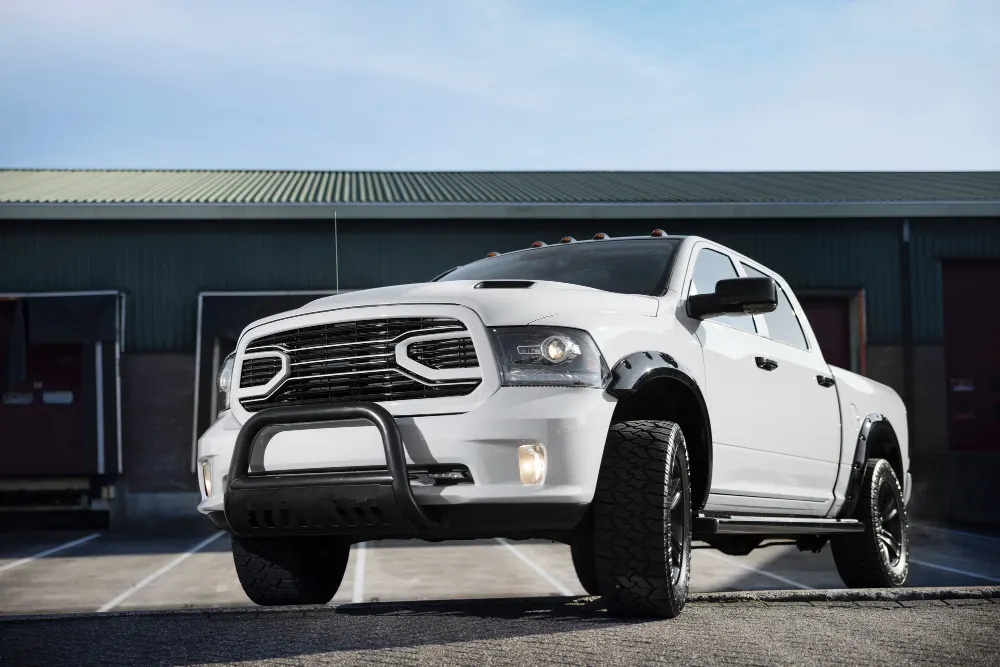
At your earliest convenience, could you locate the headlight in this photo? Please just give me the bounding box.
[217,352,236,414]
[491,327,610,388]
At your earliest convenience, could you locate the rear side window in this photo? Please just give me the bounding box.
[741,263,808,349]
[688,249,756,333]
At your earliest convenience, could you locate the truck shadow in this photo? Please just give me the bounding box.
[0,596,651,667]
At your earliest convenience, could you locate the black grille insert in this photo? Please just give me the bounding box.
[239,317,480,412]
[407,337,478,370]
[240,357,282,388]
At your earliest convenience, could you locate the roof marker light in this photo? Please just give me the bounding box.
[530,241,547,248]
[486,251,500,257]
[593,232,611,240]
[650,229,667,237]
[559,236,576,244]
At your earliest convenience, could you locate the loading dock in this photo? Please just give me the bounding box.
[0,291,125,511]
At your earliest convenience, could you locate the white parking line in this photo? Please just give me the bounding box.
[495,538,575,596]
[96,531,225,613]
[910,558,1000,583]
[700,550,814,590]
[911,523,1000,544]
[351,542,367,603]
[0,533,101,575]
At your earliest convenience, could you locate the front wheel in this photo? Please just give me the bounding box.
[232,536,350,605]
[589,420,692,618]
[831,459,909,588]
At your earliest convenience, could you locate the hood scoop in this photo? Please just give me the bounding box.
[474,280,535,289]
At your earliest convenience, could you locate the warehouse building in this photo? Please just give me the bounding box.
[1,169,998,528]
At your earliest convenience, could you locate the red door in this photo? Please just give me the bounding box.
[0,301,87,475]
[942,261,1000,452]
[799,296,853,371]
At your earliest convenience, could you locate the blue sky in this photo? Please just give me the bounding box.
[0,0,997,170]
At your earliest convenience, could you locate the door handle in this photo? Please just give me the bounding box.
[816,375,836,388]
[754,357,778,371]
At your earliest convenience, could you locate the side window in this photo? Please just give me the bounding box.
[688,248,756,333]
[741,263,808,349]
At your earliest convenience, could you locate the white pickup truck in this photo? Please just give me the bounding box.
[197,231,911,618]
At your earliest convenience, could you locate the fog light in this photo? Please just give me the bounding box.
[518,444,546,485]
[200,459,213,497]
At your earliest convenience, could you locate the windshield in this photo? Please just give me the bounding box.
[437,238,681,296]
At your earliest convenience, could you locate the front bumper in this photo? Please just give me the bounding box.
[197,387,615,539]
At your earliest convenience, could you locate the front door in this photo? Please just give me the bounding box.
[684,246,800,509]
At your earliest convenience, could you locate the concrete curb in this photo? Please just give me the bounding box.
[1,586,997,625]
[687,585,1000,604]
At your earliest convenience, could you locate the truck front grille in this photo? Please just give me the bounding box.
[239,317,480,412]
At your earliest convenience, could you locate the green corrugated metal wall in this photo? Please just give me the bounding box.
[908,218,1000,342]
[2,218,991,351]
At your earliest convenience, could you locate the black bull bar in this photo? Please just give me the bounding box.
[224,402,442,537]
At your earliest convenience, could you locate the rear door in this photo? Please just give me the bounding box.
[739,261,842,509]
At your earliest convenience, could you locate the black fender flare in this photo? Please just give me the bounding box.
[837,413,901,518]
[606,351,713,509]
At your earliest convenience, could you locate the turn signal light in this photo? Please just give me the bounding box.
[530,241,547,248]
[650,229,667,237]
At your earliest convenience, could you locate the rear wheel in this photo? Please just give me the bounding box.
[232,536,350,605]
[831,459,909,588]
[590,420,692,618]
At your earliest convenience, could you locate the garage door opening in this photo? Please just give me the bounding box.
[942,261,1000,452]
[797,290,866,375]
[190,291,346,470]
[0,291,125,510]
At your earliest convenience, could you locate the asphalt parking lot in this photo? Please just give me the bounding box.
[0,521,998,616]
[1,522,999,666]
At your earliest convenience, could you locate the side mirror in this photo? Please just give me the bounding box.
[688,277,778,320]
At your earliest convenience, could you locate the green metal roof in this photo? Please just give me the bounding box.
[2,169,998,204]
[1,170,997,219]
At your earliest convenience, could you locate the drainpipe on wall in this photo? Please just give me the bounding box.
[900,219,916,470]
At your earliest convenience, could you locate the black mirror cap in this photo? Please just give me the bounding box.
[688,277,778,319]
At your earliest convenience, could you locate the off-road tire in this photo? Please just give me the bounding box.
[232,536,350,605]
[831,459,909,588]
[591,420,692,618]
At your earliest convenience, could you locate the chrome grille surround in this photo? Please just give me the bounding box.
[237,317,481,412]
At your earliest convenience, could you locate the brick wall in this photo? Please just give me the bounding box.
[120,354,198,494]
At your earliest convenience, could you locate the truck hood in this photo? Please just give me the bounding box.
[259,280,659,328]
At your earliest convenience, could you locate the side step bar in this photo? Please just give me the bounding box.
[694,514,865,537]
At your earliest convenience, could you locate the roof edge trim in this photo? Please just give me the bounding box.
[2,200,999,220]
